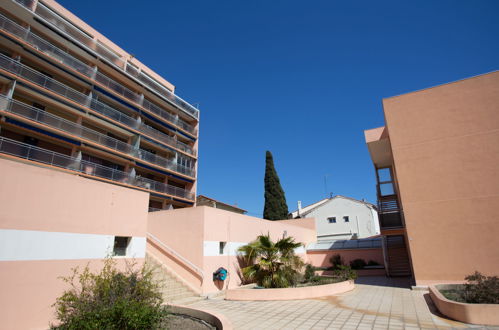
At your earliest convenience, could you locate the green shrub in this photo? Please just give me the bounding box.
[331,265,357,281]
[304,264,316,282]
[367,260,380,266]
[349,259,367,270]
[51,258,166,329]
[462,271,499,304]
[328,254,344,270]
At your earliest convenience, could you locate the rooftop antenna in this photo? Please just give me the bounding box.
[324,174,330,198]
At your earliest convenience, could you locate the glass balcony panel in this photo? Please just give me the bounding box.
[1,97,195,176]
[0,137,194,200]
[0,54,195,156]
[0,13,198,127]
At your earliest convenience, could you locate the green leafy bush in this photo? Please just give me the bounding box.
[331,265,357,281]
[462,271,499,304]
[51,258,166,329]
[367,260,380,266]
[328,254,344,270]
[303,264,316,282]
[349,259,367,270]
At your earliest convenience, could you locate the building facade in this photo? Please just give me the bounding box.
[290,196,380,241]
[365,71,499,283]
[196,195,247,214]
[0,0,199,210]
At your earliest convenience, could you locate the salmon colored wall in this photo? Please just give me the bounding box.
[0,258,141,330]
[306,249,384,268]
[147,207,316,295]
[147,207,205,268]
[382,71,499,284]
[201,207,316,244]
[0,158,149,236]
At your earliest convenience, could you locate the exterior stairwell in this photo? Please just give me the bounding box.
[386,235,412,276]
[146,253,204,306]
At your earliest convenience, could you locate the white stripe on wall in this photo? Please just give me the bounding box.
[203,241,305,257]
[0,229,146,261]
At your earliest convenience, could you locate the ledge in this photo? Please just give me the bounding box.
[429,284,499,326]
[225,280,354,301]
[169,304,233,330]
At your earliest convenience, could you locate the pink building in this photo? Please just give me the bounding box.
[0,0,199,211]
[365,71,499,286]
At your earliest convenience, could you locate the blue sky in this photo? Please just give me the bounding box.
[59,0,499,217]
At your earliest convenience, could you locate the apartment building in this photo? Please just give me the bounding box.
[365,71,499,284]
[0,0,199,210]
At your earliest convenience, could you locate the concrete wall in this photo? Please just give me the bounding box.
[0,158,149,329]
[304,197,380,240]
[147,206,316,295]
[382,71,499,285]
[307,248,384,269]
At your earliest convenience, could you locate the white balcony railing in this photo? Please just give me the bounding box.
[0,136,195,200]
[0,96,196,177]
[0,53,195,156]
[10,2,200,120]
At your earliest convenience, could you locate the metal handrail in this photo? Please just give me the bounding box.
[11,2,200,120]
[0,97,196,177]
[0,53,195,156]
[0,136,195,200]
[0,13,198,134]
[146,232,204,281]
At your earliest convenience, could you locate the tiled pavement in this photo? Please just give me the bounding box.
[190,277,499,329]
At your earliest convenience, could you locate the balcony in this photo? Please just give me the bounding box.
[378,194,403,229]
[0,136,195,201]
[0,13,198,134]
[0,97,196,177]
[10,1,200,120]
[0,53,195,156]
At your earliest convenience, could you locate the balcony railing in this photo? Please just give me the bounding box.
[0,53,195,156]
[377,194,403,228]
[0,136,194,200]
[10,2,200,120]
[0,97,196,177]
[0,13,198,134]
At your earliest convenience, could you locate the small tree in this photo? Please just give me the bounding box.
[238,234,304,288]
[263,151,289,220]
[51,258,166,329]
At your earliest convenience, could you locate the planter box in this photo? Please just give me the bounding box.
[317,266,385,277]
[169,304,232,330]
[225,280,354,301]
[429,284,499,326]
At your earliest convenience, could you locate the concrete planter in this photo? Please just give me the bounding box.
[225,280,354,301]
[429,284,499,326]
[169,304,233,330]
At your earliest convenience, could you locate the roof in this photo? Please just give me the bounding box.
[196,195,247,213]
[290,195,376,218]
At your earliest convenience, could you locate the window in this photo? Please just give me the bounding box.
[328,217,336,223]
[343,216,350,223]
[113,236,130,256]
[219,241,226,255]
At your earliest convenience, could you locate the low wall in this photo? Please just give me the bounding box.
[169,304,232,330]
[429,285,499,326]
[225,280,354,301]
[307,248,384,269]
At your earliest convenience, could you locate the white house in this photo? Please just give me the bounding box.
[290,196,380,241]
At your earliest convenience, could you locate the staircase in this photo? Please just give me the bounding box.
[146,253,204,305]
[386,235,412,276]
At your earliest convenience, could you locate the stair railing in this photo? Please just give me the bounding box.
[146,233,204,282]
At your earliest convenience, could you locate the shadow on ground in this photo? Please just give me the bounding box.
[354,275,412,288]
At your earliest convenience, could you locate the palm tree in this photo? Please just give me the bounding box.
[237,234,304,288]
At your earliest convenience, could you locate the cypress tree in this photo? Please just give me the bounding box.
[263,151,289,220]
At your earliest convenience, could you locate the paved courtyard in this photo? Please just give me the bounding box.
[191,277,499,329]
